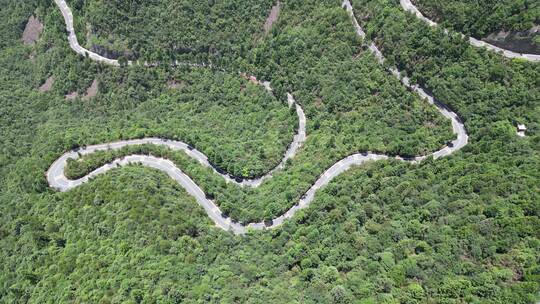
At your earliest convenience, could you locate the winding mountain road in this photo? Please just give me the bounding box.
[400,0,540,62]
[49,0,468,234]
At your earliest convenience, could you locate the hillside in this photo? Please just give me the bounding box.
[0,0,538,303]
[410,0,540,54]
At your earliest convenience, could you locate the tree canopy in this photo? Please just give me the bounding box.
[0,0,538,303]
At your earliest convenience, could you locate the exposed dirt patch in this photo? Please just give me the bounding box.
[83,79,99,100]
[22,16,43,45]
[167,79,185,89]
[65,92,79,100]
[38,76,54,92]
[264,2,281,34]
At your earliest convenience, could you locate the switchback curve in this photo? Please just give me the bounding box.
[48,0,468,234]
[400,0,540,62]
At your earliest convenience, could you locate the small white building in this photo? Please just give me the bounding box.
[517,124,527,137]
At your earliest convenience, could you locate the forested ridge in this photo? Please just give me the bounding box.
[66,0,276,63]
[411,0,539,38]
[0,0,539,303]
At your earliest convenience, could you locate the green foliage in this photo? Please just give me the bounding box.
[0,0,538,303]
[68,0,276,63]
[413,0,540,37]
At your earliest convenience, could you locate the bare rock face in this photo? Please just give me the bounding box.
[22,16,43,45]
[65,80,99,101]
[90,44,136,60]
[484,26,540,55]
[82,79,99,100]
[38,76,54,92]
[264,2,281,34]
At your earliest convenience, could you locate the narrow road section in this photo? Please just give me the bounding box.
[400,0,540,62]
[48,0,468,234]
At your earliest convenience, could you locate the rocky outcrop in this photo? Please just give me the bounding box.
[38,76,54,92]
[400,0,540,62]
[264,2,281,34]
[22,16,43,44]
[82,79,99,100]
[484,27,540,55]
[90,44,135,61]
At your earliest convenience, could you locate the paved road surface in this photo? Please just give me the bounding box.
[400,0,540,62]
[49,0,468,235]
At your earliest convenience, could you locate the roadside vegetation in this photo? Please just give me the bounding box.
[0,0,538,303]
[411,0,539,38]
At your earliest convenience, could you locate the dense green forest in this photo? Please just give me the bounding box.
[67,0,276,63]
[58,69,298,179]
[1,0,539,303]
[412,0,539,38]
